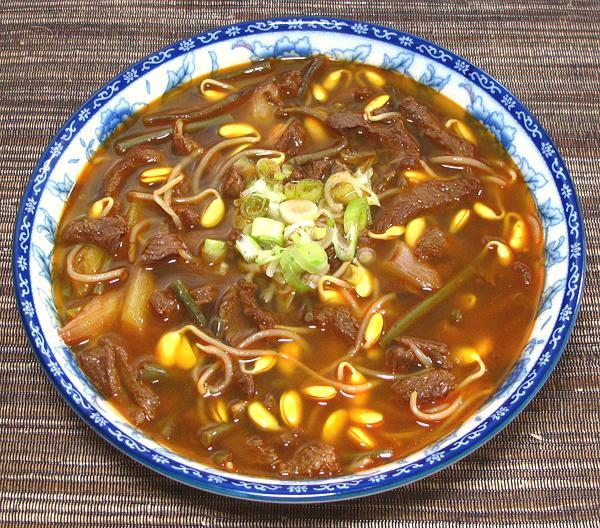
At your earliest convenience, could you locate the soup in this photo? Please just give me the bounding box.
[53,56,544,479]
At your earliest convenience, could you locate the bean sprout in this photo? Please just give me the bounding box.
[192,136,259,191]
[409,392,463,421]
[66,245,127,284]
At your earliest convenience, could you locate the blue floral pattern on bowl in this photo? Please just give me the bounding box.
[12,17,585,503]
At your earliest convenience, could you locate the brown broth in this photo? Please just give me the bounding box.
[53,57,545,479]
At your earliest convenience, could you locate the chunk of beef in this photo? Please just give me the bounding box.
[314,306,359,343]
[172,121,200,155]
[173,205,203,230]
[191,284,219,305]
[414,227,448,261]
[262,393,277,413]
[275,120,306,156]
[291,157,332,181]
[226,228,242,247]
[326,111,367,130]
[391,369,456,404]
[62,215,128,254]
[372,166,409,194]
[372,177,482,233]
[221,166,245,199]
[78,337,158,425]
[106,337,159,424]
[150,284,217,321]
[78,345,121,397]
[274,69,303,98]
[326,111,420,169]
[140,233,188,264]
[400,96,474,156]
[149,290,180,320]
[384,242,442,292]
[218,279,278,345]
[171,176,190,197]
[237,279,279,330]
[280,441,341,478]
[234,369,256,399]
[247,436,282,472]
[387,336,452,372]
[386,345,417,373]
[218,278,256,345]
[230,400,248,420]
[104,146,162,198]
[513,261,533,287]
[354,86,375,102]
[278,428,304,449]
[325,244,343,273]
[368,119,420,158]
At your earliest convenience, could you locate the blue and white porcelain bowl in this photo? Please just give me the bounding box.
[13,17,585,502]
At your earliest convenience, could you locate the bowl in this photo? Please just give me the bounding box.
[13,17,585,502]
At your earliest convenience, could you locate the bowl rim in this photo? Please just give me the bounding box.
[12,16,586,503]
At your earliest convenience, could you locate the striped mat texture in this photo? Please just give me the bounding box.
[1,1,599,526]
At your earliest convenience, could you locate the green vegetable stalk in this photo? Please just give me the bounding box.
[170,280,207,328]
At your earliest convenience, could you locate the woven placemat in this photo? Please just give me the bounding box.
[1,1,599,526]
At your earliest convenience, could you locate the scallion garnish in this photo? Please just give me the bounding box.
[240,195,269,219]
[251,217,285,247]
[344,196,371,234]
[284,179,324,202]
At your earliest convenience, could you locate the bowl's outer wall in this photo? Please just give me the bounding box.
[12,17,585,502]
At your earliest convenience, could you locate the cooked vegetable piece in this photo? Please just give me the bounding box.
[122,266,155,334]
[251,217,285,247]
[202,239,227,264]
[59,290,123,345]
[170,280,208,327]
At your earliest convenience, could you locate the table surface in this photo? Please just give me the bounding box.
[1,1,599,526]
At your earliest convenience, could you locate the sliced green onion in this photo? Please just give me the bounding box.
[274,163,293,182]
[285,179,324,202]
[312,226,328,240]
[256,157,280,179]
[241,195,269,220]
[332,182,358,205]
[201,239,227,264]
[332,225,358,261]
[255,246,284,266]
[170,280,207,327]
[235,234,262,263]
[344,196,371,235]
[279,199,319,225]
[279,249,310,293]
[288,242,329,274]
[243,179,286,204]
[251,217,285,247]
